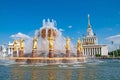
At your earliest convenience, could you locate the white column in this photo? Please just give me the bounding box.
[88,48,90,56]
[91,48,92,56]
[84,48,86,56]
[94,48,96,55]
[92,48,93,55]
[86,48,88,56]
[100,48,101,55]
[83,48,85,56]
[87,48,89,55]
[98,48,100,54]
[96,48,97,54]
[95,48,97,55]
[17,48,20,57]
[11,48,13,57]
[8,48,10,55]
[95,48,96,54]
[92,48,94,55]
[89,48,91,56]
[98,48,100,55]
[85,48,86,56]
[91,48,93,56]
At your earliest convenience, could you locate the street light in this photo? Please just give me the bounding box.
[111,41,114,58]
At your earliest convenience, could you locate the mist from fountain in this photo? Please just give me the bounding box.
[24,19,76,58]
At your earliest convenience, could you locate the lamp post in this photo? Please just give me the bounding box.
[111,41,114,58]
[115,46,118,58]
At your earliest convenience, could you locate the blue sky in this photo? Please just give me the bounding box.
[0,0,120,48]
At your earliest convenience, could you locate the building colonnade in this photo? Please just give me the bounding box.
[83,47,101,56]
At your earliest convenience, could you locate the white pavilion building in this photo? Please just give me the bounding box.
[82,14,108,57]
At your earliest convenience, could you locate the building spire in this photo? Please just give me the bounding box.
[87,14,94,36]
[88,14,91,28]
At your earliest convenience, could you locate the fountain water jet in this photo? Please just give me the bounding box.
[10,19,86,64]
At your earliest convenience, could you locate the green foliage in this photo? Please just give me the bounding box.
[108,49,120,57]
[95,54,101,57]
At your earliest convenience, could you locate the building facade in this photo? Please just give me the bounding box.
[82,14,108,57]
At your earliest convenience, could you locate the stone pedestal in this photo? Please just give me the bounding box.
[48,50,54,58]
[32,49,38,57]
[77,50,84,62]
[66,50,70,57]
[64,50,71,63]
[47,50,55,63]
[16,50,25,62]
[15,59,25,62]
[13,51,17,57]
[27,59,39,64]
[77,50,83,57]
[27,49,38,64]
[19,50,24,57]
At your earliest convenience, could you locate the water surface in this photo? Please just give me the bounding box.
[0,60,120,80]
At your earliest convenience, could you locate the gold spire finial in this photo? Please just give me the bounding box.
[88,14,91,28]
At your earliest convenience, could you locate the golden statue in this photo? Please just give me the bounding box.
[32,37,37,50]
[20,38,24,51]
[77,38,83,52]
[13,39,18,51]
[48,31,54,51]
[65,37,71,50]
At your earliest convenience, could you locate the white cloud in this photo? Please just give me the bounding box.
[68,25,72,29]
[59,28,64,32]
[106,34,120,51]
[10,32,31,39]
[106,34,120,44]
[106,34,120,39]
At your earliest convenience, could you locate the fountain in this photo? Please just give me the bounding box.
[10,19,86,64]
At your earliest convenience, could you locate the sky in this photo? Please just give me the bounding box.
[0,0,120,50]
